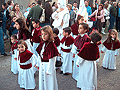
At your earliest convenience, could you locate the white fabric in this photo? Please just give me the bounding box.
[77,0,88,21]
[33,42,39,56]
[37,43,58,90]
[18,54,37,89]
[25,39,33,52]
[60,42,73,74]
[57,0,66,9]
[52,10,70,40]
[102,46,119,69]
[11,49,19,74]
[76,56,97,90]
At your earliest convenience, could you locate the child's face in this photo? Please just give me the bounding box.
[32,21,39,28]
[110,33,116,39]
[78,25,87,34]
[63,30,68,37]
[78,17,84,24]
[53,33,57,37]
[11,37,17,43]
[12,17,17,22]
[18,44,26,53]
[41,30,49,41]
[73,3,77,7]
[15,22,20,30]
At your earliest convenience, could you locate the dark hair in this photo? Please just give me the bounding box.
[7,1,12,5]
[2,3,8,9]
[32,19,40,24]
[52,2,56,7]
[12,3,19,11]
[73,1,77,3]
[17,40,28,49]
[11,34,17,39]
[43,1,53,16]
[37,1,41,5]
[63,27,71,35]
[53,28,59,35]
[106,29,119,43]
[79,23,89,31]
[75,15,84,24]
[15,18,32,39]
[41,25,54,42]
[11,15,17,19]
[99,4,104,9]
[32,2,36,5]
[90,31,102,43]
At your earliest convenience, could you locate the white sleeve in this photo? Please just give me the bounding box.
[102,45,107,52]
[115,49,119,56]
[98,44,102,52]
[71,44,77,54]
[14,49,18,59]
[36,56,41,67]
[32,54,38,66]
[46,57,56,75]
[76,56,84,66]
[63,13,70,28]
[51,11,58,19]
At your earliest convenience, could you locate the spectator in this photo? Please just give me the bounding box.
[72,1,78,14]
[52,2,57,12]
[89,4,105,33]
[2,3,10,40]
[7,0,14,13]
[67,4,76,26]
[40,1,53,27]
[108,2,117,31]
[102,3,109,34]
[107,1,112,11]
[10,3,25,20]
[85,1,92,16]
[116,3,120,32]
[0,11,7,56]
[27,1,43,32]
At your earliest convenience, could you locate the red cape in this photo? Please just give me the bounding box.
[19,50,33,63]
[77,42,99,61]
[11,41,18,51]
[71,23,79,35]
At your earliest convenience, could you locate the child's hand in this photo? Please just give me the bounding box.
[77,65,79,67]
[34,65,39,70]
[73,54,75,58]
[101,51,104,53]
[46,73,49,75]
[14,58,17,60]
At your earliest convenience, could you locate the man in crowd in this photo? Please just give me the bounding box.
[85,1,92,16]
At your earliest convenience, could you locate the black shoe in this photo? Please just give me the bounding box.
[60,71,63,74]
[1,53,7,56]
[63,73,69,75]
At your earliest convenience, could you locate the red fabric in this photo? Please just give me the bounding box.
[61,36,74,47]
[19,50,33,63]
[11,41,18,51]
[77,42,99,61]
[91,17,96,21]
[36,41,59,62]
[54,36,60,47]
[71,23,79,35]
[103,40,120,50]
[74,34,91,49]
[20,63,32,69]
[31,26,42,43]
[61,48,71,52]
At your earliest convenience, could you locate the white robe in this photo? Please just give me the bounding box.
[36,43,58,90]
[52,10,70,40]
[102,46,119,69]
[71,44,79,81]
[76,56,97,90]
[11,49,18,74]
[60,42,73,74]
[18,54,37,89]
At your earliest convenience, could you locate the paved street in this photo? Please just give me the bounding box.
[0,32,120,90]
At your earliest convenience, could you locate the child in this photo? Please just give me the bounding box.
[11,34,18,74]
[36,25,58,90]
[17,40,36,89]
[53,28,61,69]
[101,29,120,70]
[71,23,91,81]
[31,19,42,56]
[76,31,102,90]
[59,27,74,75]
[9,15,18,36]
[71,15,84,38]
